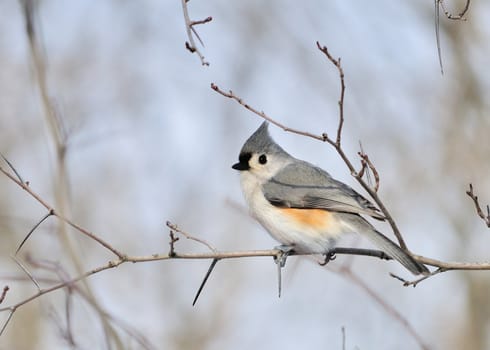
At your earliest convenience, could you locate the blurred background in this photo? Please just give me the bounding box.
[0,0,489,349]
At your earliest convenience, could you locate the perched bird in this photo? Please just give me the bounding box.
[232,121,428,275]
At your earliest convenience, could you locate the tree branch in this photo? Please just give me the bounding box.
[0,244,411,334]
[211,83,326,141]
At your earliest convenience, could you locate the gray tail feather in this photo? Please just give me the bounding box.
[364,228,429,275]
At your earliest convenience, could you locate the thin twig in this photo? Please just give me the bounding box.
[16,210,54,254]
[166,221,217,252]
[181,0,211,66]
[0,152,25,184]
[434,0,444,74]
[12,255,41,290]
[192,258,219,306]
[466,183,490,228]
[391,267,447,287]
[316,42,345,146]
[210,83,326,141]
[0,286,9,304]
[316,42,408,250]
[0,311,14,336]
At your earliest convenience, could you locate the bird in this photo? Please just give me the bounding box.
[232,121,429,275]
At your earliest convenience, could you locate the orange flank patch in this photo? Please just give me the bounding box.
[279,208,332,229]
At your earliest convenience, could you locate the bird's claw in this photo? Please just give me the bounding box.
[273,245,294,268]
[273,245,294,298]
[319,250,336,266]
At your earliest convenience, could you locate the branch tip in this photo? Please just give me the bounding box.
[181,0,211,66]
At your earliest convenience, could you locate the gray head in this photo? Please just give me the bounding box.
[232,122,292,178]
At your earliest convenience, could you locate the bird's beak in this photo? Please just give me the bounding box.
[232,161,249,171]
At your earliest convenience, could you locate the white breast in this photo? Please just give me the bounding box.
[239,171,343,253]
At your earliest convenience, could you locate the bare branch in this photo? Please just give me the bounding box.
[181,0,211,66]
[316,41,345,146]
[315,42,408,250]
[466,183,490,228]
[210,83,326,141]
[0,245,422,325]
[0,164,125,258]
[0,152,25,184]
[2,227,490,333]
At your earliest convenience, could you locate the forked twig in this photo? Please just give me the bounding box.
[181,0,212,66]
[466,183,490,228]
[166,221,217,252]
[358,151,380,193]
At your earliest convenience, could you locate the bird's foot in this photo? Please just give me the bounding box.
[273,245,294,298]
[273,245,294,268]
[319,250,337,266]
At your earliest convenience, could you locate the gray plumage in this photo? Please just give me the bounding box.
[263,161,385,220]
[240,121,288,158]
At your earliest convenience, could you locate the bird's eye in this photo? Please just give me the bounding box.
[258,154,267,164]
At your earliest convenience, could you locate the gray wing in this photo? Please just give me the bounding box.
[262,161,385,220]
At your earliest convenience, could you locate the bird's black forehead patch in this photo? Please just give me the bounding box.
[238,152,252,164]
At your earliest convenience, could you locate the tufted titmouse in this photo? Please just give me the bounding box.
[232,122,428,275]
